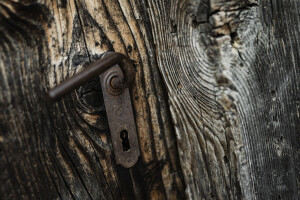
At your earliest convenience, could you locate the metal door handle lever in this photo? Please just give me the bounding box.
[47,52,140,168]
[48,52,134,101]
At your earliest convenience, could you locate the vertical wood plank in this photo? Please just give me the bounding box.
[146,0,299,199]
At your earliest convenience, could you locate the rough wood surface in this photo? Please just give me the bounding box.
[146,0,299,199]
[1,0,299,199]
[0,0,184,199]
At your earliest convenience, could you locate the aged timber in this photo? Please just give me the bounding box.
[0,0,299,200]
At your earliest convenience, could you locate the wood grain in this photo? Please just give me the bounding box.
[0,0,184,199]
[1,0,299,199]
[146,0,299,199]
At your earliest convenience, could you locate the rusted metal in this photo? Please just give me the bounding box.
[100,64,140,168]
[47,52,140,168]
[47,52,134,102]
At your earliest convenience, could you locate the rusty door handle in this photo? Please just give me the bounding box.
[47,52,134,101]
[47,52,140,168]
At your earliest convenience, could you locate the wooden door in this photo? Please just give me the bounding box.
[0,0,299,199]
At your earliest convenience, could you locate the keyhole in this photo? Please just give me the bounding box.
[120,130,131,151]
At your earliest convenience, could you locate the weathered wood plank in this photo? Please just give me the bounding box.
[146,0,299,199]
[0,0,184,199]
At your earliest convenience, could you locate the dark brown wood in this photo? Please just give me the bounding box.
[0,0,299,199]
[0,0,184,199]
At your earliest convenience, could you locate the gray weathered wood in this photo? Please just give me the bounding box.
[146,0,299,199]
